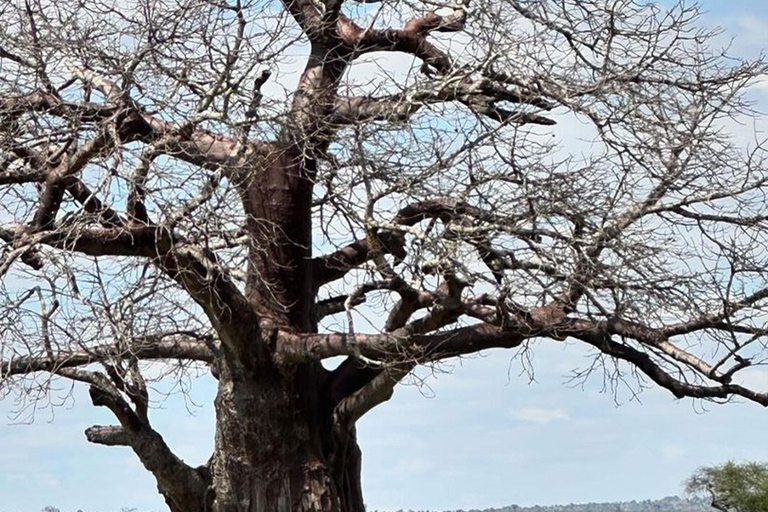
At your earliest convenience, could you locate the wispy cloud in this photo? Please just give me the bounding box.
[733,368,768,392]
[511,407,570,424]
[660,445,687,462]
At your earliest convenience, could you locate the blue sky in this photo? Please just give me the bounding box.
[2,1,768,511]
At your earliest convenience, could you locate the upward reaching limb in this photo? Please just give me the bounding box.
[0,74,268,355]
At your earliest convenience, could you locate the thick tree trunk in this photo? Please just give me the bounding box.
[209,358,365,512]
[242,146,316,332]
[206,133,365,511]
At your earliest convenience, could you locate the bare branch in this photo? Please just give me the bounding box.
[1,333,215,379]
[276,323,525,365]
[334,363,413,424]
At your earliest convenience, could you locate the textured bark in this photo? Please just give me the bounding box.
[209,356,364,512]
[208,136,365,510]
[242,147,316,331]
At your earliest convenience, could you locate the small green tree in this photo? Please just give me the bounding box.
[687,462,768,512]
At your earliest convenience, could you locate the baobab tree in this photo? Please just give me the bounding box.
[1,0,767,510]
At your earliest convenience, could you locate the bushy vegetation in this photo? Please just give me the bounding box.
[687,462,768,512]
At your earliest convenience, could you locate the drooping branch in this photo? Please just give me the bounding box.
[0,316,212,509]
[563,319,768,407]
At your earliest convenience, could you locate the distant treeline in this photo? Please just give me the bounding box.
[373,496,717,512]
[35,496,716,512]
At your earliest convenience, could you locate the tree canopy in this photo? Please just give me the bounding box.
[0,0,767,510]
[687,462,768,512]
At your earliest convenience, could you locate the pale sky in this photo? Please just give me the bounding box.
[2,1,768,511]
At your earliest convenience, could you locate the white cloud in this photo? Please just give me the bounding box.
[754,78,768,94]
[511,407,570,424]
[733,368,768,393]
[660,445,686,462]
[735,14,768,49]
